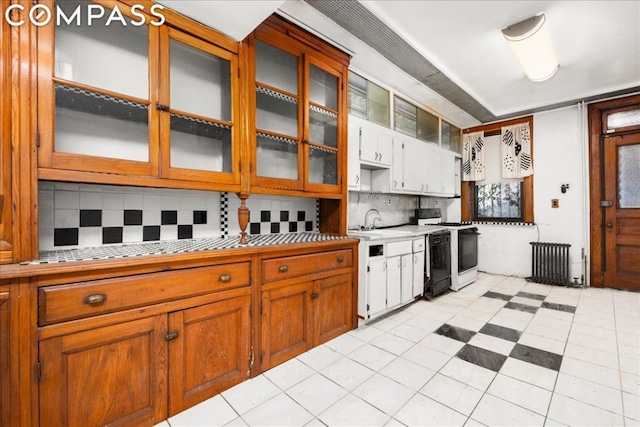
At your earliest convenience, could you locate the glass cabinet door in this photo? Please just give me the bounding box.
[42,0,156,176]
[159,28,238,184]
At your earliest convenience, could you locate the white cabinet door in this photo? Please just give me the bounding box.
[403,138,425,194]
[359,126,378,164]
[386,255,402,308]
[347,123,361,189]
[377,132,393,166]
[401,254,413,304]
[424,144,442,194]
[391,138,403,192]
[412,251,425,298]
[367,257,387,320]
[441,153,456,195]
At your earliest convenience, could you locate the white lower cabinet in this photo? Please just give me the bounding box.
[412,250,425,298]
[367,256,387,319]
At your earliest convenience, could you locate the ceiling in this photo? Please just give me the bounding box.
[155,1,640,128]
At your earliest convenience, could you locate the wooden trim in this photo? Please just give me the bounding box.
[587,94,640,287]
[0,0,13,265]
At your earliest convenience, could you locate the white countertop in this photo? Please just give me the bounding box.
[347,224,450,241]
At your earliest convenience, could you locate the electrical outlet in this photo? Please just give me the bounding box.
[387,198,392,205]
[434,200,439,206]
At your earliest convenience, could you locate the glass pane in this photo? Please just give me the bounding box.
[256,134,298,180]
[309,106,337,148]
[608,109,640,130]
[348,72,367,118]
[417,108,439,143]
[394,97,416,137]
[442,121,460,151]
[368,81,390,127]
[170,39,231,121]
[255,41,298,95]
[450,124,461,153]
[54,84,148,161]
[54,1,148,99]
[309,65,337,111]
[170,114,231,172]
[619,144,640,208]
[256,87,298,137]
[441,122,452,150]
[309,146,337,185]
[475,182,523,219]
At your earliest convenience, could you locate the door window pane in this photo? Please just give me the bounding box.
[309,106,337,148]
[394,96,416,137]
[256,134,298,180]
[308,146,337,185]
[348,73,367,119]
[256,88,298,137]
[170,114,231,172]
[54,1,148,99]
[608,109,640,130]
[170,39,231,121]
[309,65,337,111]
[619,144,640,208]
[368,82,390,127]
[417,108,438,143]
[255,41,298,95]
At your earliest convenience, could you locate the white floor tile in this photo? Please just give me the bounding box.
[563,342,619,370]
[404,313,445,332]
[535,307,574,322]
[224,417,247,426]
[510,296,544,307]
[296,345,342,371]
[348,344,397,371]
[401,343,452,371]
[468,333,516,356]
[353,373,416,416]
[168,395,238,426]
[486,374,552,416]
[286,373,348,416]
[624,392,640,421]
[388,322,432,342]
[241,393,314,426]
[525,322,570,342]
[620,354,640,376]
[420,373,484,416]
[560,357,621,389]
[378,357,436,391]
[518,332,566,355]
[370,332,415,355]
[468,297,509,315]
[447,314,487,332]
[324,332,366,355]
[455,307,495,323]
[488,314,530,331]
[221,375,281,416]
[153,422,170,427]
[471,394,545,426]
[370,316,403,332]
[320,356,375,391]
[529,313,572,331]
[554,373,623,415]
[499,357,558,391]
[262,358,315,391]
[547,393,624,426]
[567,330,617,355]
[349,324,386,342]
[621,372,640,396]
[394,393,467,427]
[439,358,496,392]
[318,393,390,426]
[419,333,466,356]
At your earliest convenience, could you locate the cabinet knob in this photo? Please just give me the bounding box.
[278,265,289,273]
[356,175,359,184]
[337,255,344,263]
[218,274,232,283]
[84,294,107,305]
[393,180,397,188]
[379,153,382,162]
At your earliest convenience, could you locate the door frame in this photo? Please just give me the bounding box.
[588,94,640,287]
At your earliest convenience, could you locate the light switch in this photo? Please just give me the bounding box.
[551,199,559,208]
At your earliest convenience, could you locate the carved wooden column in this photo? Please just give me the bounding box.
[236,192,250,244]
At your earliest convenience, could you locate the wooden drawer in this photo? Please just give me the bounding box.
[262,249,352,283]
[39,262,250,325]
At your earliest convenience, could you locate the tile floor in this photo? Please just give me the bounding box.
[155,273,640,426]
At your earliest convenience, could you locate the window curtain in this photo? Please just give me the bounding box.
[462,131,485,181]
[501,122,533,178]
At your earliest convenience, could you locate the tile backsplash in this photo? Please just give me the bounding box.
[38,181,319,251]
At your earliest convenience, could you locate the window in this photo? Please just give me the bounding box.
[348,72,390,127]
[461,117,534,223]
[475,182,523,220]
[394,96,439,143]
[442,120,461,153]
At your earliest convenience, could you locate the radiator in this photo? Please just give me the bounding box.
[530,242,571,285]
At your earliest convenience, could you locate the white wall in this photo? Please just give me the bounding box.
[477,105,588,284]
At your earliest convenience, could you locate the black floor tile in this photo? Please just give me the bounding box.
[510,344,563,371]
[504,301,538,314]
[541,302,576,313]
[457,344,507,372]
[483,291,513,301]
[479,323,522,342]
[435,324,476,343]
[516,291,547,301]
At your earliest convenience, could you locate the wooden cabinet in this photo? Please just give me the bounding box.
[37,262,252,426]
[259,247,355,371]
[248,16,350,195]
[1,2,13,265]
[36,0,242,191]
[0,290,9,427]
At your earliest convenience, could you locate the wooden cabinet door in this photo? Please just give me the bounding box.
[39,316,168,427]
[315,273,352,345]
[0,292,9,427]
[168,295,251,415]
[261,282,314,370]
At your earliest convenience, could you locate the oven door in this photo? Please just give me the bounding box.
[429,231,451,285]
[458,228,479,273]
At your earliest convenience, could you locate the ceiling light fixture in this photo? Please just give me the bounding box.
[502,13,559,82]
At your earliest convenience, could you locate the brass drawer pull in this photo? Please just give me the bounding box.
[84,294,106,305]
[337,255,344,263]
[219,274,232,283]
[278,265,289,273]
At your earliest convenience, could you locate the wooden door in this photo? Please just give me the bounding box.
[168,295,251,415]
[315,273,352,345]
[603,132,640,290]
[39,316,168,427]
[260,281,314,370]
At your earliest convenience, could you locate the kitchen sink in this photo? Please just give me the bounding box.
[348,228,415,238]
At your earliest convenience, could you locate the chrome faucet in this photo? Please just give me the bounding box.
[364,209,382,230]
